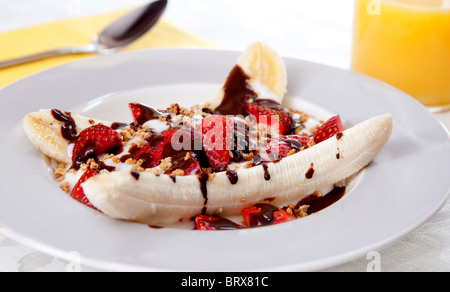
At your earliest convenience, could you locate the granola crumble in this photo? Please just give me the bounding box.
[159,157,173,172]
[54,164,67,178]
[60,182,70,193]
[295,205,310,218]
[171,169,185,176]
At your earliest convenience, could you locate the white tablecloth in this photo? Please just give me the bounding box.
[0,0,448,272]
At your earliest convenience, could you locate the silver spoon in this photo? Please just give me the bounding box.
[0,0,168,69]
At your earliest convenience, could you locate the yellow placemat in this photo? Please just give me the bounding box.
[0,8,213,88]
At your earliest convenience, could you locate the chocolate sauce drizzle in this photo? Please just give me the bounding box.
[226,169,238,185]
[130,103,170,126]
[248,187,346,228]
[195,217,243,230]
[213,65,288,117]
[51,109,78,143]
[305,163,315,179]
[246,203,280,227]
[283,138,303,151]
[111,122,129,130]
[97,161,116,172]
[131,170,140,180]
[214,66,258,116]
[296,187,346,215]
[262,164,271,181]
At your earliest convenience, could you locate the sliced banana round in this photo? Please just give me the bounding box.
[204,42,287,111]
[82,114,393,226]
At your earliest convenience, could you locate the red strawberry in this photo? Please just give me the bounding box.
[71,169,98,210]
[283,135,311,147]
[264,135,311,160]
[272,209,296,225]
[194,215,243,230]
[129,103,168,126]
[242,203,295,228]
[135,129,178,169]
[313,115,344,144]
[245,104,292,135]
[265,140,292,160]
[129,103,143,124]
[200,115,234,172]
[72,124,122,168]
[176,158,203,176]
[166,151,203,176]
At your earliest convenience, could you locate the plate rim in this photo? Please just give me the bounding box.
[0,47,449,272]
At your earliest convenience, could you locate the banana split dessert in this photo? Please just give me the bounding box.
[23,42,393,230]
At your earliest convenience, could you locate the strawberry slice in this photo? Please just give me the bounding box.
[135,129,178,169]
[194,215,243,230]
[129,103,143,124]
[71,169,98,210]
[164,148,204,176]
[244,104,292,135]
[129,103,169,126]
[168,157,203,176]
[265,140,292,160]
[185,161,203,175]
[200,115,234,172]
[72,124,122,169]
[283,135,311,147]
[242,203,295,228]
[264,135,311,160]
[133,128,204,175]
[313,115,344,144]
[272,209,296,225]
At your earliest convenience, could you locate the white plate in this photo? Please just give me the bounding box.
[0,48,449,272]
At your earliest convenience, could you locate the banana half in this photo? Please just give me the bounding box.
[22,42,393,226]
[83,114,392,225]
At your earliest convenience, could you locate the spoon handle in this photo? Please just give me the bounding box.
[0,45,97,69]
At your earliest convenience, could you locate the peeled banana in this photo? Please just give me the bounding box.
[82,114,392,225]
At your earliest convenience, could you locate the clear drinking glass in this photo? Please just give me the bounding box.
[351,0,450,112]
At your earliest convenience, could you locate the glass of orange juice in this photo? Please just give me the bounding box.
[351,0,450,112]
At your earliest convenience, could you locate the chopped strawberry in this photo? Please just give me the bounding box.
[272,209,296,225]
[242,203,295,228]
[194,215,243,230]
[200,115,234,172]
[244,104,292,135]
[129,103,169,126]
[179,159,203,176]
[264,134,311,160]
[166,151,203,176]
[71,169,98,210]
[283,135,311,147]
[129,103,143,124]
[72,124,123,168]
[135,129,178,169]
[313,115,344,144]
[265,140,292,160]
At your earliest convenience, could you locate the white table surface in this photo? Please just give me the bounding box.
[0,0,448,272]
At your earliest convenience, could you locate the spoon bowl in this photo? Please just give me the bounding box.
[0,0,168,69]
[97,0,167,51]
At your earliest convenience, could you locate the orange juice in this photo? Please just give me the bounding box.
[352,0,450,111]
